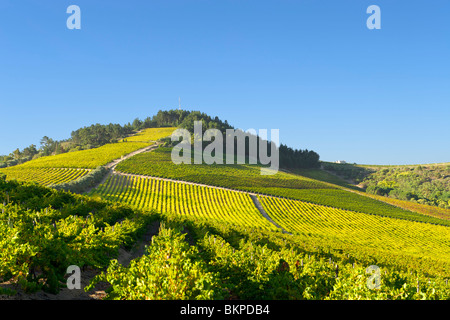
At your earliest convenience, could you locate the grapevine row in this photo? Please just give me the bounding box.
[0,167,90,186]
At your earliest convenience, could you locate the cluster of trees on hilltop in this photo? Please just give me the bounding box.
[71,123,135,148]
[162,110,320,169]
[178,111,233,133]
[279,145,321,169]
[69,111,206,149]
[143,109,191,128]
[130,109,233,133]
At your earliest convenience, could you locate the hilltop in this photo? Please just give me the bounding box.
[1,110,450,300]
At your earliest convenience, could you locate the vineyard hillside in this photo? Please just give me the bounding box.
[114,147,450,226]
[1,117,449,301]
[0,128,176,186]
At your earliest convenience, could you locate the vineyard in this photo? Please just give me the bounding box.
[115,147,334,190]
[0,167,90,186]
[120,127,177,143]
[258,195,450,277]
[17,141,152,169]
[85,213,450,300]
[114,147,449,226]
[86,169,450,279]
[0,127,176,187]
[5,128,176,170]
[1,125,450,301]
[0,177,153,295]
[1,156,450,300]
[88,173,278,231]
[260,188,450,226]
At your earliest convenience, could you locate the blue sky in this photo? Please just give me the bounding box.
[0,0,449,165]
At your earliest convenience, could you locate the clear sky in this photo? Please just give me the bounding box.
[0,0,449,165]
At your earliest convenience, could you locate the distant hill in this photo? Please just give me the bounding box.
[323,162,450,209]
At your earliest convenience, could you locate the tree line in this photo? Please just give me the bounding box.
[163,110,320,169]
